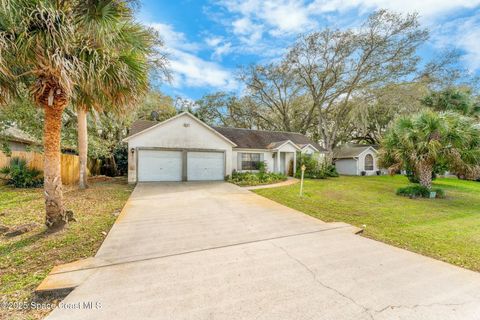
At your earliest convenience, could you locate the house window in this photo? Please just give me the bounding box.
[364,154,374,171]
[241,153,261,170]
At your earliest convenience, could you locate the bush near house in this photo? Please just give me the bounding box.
[295,153,338,179]
[229,162,287,186]
[0,157,43,188]
[229,171,287,186]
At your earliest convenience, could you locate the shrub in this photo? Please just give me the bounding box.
[295,153,338,179]
[321,163,339,177]
[0,157,43,188]
[396,185,444,199]
[229,171,287,186]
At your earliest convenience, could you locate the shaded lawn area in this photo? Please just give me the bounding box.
[254,175,480,272]
[0,178,134,320]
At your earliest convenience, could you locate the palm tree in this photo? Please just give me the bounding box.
[73,16,160,189]
[0,0,158,229]
[379,110,480,189]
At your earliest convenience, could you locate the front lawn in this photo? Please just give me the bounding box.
[0,178,134,320]
[254,175,480,272]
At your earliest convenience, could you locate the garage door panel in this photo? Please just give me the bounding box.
[187,152,224,181]
[138,150,182,182]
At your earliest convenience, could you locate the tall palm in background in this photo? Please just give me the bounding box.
[379,110,480,188]
[73,3,167,189]
[0,0,161,229]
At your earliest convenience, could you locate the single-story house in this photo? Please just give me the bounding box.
[333,144,380,176]
[0,126,39,152]
[123,112,325,183]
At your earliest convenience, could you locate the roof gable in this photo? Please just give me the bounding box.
[266,140,301,151]
[300,144,319,152]
[125,113,325,151]
[123,112,237,146]
[212,126,325,151]
[334,144,378,159]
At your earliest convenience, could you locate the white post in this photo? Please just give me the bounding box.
[293,152,297,176]
[300,165,306,196]
[276,150,281,173]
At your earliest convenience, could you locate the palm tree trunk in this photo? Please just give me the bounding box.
[417,162,433,189]
[77,106,88,189]
[44,102,67,229]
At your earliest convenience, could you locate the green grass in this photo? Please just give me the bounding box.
[0,178,134,320]
[254,175,480,272]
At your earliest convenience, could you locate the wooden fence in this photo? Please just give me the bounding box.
[0,151,80,185]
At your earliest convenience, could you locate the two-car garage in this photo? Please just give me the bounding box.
[137,149,225,182]
[125,112,236,183]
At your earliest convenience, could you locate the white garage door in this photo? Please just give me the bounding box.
[187,152,224,181]
[138,150,182,182]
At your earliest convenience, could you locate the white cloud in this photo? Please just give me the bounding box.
[150,23,238,90]
[150,23,199,52]
[220,0,315,43]
[219,0,480,43]
[205,36,233,60]
[171,51,238,89]
[432,14,480,71]
[206,36,223,47]
[309,0,480,19]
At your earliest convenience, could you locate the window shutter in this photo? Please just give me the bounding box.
[237,153,242,170]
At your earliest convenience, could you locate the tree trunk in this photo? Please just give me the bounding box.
[44,102,68,229]
[77,106,88,189]
[417,163,433,189]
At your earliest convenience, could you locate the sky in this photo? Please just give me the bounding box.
[137,0,480,101]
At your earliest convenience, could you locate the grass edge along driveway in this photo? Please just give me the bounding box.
[254,175,480,272]
[0,179,134,320]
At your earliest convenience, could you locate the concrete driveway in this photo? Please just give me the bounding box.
[46,182,480,320]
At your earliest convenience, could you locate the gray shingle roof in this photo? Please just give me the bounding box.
[129,119,158,136]
[212,126,325,151]
[1,126,39,145]
[127,119,325,151]
[333,144,377,159]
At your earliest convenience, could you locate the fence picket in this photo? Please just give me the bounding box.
[0,151,81,185]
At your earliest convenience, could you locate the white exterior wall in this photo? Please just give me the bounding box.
[301,145,317,155]
[335,159,358,175]
[232,150,275,172]
[357,149,379,176]
[334,148,379,176]
[127,114,233,183]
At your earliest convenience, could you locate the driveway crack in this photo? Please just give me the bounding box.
[271,242,375,320]
[374,301,472,314]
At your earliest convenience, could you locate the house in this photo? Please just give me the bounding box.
[333,144,380,176]
[0,126,39,152]
[123,112,325,183]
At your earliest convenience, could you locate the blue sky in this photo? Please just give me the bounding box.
[137,0,480,101]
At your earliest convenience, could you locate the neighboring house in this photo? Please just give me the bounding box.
[123,112,325,183]
[333,144,380,176]
[0,126,39,152]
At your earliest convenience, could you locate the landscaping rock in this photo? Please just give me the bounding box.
[4,222,38,237]
[0,225,9,234]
